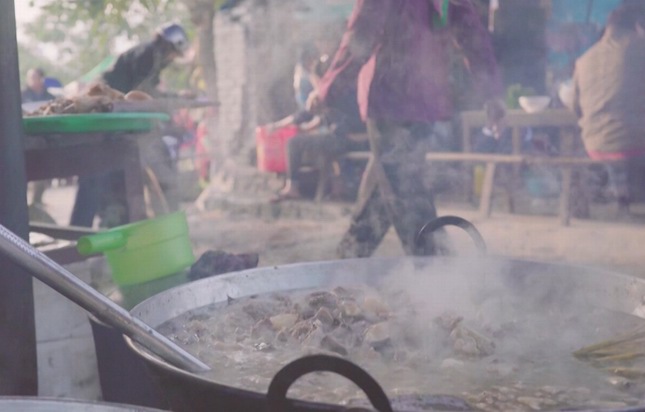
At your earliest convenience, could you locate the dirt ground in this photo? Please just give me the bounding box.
[186,198,645,279]
[36,184,645,278]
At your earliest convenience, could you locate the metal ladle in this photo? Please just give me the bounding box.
[0,224,209,373]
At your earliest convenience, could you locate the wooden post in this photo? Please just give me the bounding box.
[510,126,522,212]
[559,166,573,226]
[462,116,474,202]
[0,0,38,394]
[479,162,497,218]
[121,138,147,221]
[314,157,330,203]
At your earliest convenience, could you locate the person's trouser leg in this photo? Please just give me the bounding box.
[31,180,48,205]
[70,175,105,227]
[337,164,393,258]
[286,135,308,182]
[337,119,439,258]
[376,120,439,255]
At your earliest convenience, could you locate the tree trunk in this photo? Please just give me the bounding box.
[184,0,220,177]
[185,0,218,102]
[198,8,219,102]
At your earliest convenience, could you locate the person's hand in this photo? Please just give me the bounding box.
[484,99,506,139]
[305,91,323,113]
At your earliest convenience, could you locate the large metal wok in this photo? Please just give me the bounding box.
[126,256,645,412]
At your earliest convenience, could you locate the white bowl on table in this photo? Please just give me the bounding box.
[519,96,551,113]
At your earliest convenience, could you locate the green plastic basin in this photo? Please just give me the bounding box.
[77,212,195,286]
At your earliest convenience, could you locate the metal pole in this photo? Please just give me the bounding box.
[0,0,38,395]
[0,0,38,394]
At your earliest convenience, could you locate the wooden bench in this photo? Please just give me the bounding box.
[25,133,147,264]
[425,152,622,225]
[335,151,618,226]
[29,223,98,264]
[311,134,370,202]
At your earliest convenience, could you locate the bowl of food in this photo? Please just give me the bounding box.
[519,96,551,113]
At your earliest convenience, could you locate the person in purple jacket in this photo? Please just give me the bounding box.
[315,0,504,258]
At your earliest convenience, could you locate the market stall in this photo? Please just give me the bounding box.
[4,2,645,412]
[24,113,167,263]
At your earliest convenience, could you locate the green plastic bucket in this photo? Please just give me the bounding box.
[77,212,195,286]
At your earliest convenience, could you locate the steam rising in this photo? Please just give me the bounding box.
[318,257,645,400]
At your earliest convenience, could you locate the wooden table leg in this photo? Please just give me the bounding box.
[479,162,497,218]
[511,127,522,154]
[559,166,573,226]
[560,127,576,156]
[315,158,330,203]
[462,123,474,202]
[510,127,523,213]
[463,123,473,153]
[570,168,590,219]
[121,139,147,222]
[463,163,475,204]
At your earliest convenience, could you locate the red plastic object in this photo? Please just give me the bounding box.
[256,124,299,173]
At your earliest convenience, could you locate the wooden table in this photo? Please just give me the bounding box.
[112,98,218,114]
[461,109,579,154]
[25,131,151,263]
[459,109,581,215]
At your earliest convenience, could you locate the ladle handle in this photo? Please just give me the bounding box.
[267,355,393,412]
[415,216,487,256]
[0,224,209,373]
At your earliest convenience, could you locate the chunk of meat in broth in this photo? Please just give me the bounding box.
[269,313,299,330]
[436,312,495,357]
[242,298,289,322]
[306,291,339,311]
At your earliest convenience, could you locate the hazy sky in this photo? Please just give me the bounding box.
[13,2,58,62]
[14,2,39,37]
[12,1,132,65]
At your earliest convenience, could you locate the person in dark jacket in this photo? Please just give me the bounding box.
[102,23,190,95]
[71,23,190,228]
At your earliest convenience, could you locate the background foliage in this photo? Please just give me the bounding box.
[20,0,194,86]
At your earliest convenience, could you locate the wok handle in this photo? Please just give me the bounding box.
[415,216,487,256]
[267,355,393,412]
